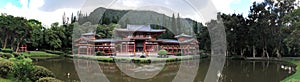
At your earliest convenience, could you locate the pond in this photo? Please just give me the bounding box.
[33,57,295,82]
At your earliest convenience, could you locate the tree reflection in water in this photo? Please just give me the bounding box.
[34,58,295,82]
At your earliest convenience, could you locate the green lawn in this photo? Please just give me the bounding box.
[21,51,60,57]
[0,78,12,82]
[282,59,300,82]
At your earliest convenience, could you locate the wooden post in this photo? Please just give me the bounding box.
[86,46,89,55]
[78,46,80,55]
[156,45,159,52]
[134,42,136,56]
[126,43,128,53]
[121,43,123,53]
[144,41,147,56]
[172,45,174,55]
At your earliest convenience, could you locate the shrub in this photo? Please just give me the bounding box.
[175,52,181,56]
[11,58,34,81]
[158,50,168,55]
[12,52,22,58]
[140,55,146,58]
[30,66,55,81]
[36,77,62,82]
[2,49,13,53]
[158,49,168,58]
[0,52,14,59]
[96,51,106,56]
[0,59,14,78]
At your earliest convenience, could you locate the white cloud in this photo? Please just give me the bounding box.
[121,0,141,8]
[211,0,237,14]
[0,0,80,27]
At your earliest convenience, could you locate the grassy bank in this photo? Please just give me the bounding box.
[21,51,60,57]
[281,59,300,82]
[70,55,114,62]
[0,78,11,82]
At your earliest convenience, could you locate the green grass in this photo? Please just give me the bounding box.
[71,55,114,62]
[21,51,60,57]
[0,78,12,82]
[281,59,300,82]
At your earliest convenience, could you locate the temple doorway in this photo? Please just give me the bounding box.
[135,40,145,52]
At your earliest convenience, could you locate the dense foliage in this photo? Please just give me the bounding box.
[36,77,62,82]
[30,66,55,81]
[0,51,58,82]
[216,0,300,57]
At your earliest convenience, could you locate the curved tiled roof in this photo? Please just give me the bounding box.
[93,39,117,43]
[159,39,179,43]
[174,33,192,38]
[82,32,95,36]
[127,24,151,31]
[115,24,165,32]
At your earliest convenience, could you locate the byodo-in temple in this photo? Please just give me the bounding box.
[75,24,199,56]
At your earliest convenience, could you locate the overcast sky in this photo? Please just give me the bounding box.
[0,0,264,27]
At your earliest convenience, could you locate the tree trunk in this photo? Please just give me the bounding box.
[262,46,269,59]
[16,34,26,53]
[253,46,256,58]
[2,35,8,49]
[266,50,270,59]
[10,38,15,50]
[241,49,245,57]
[276,48,281,58]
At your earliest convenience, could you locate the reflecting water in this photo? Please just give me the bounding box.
[33,58,295,82]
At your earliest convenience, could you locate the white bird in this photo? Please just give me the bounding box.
[67,73,70,78]
[284,66,288,70]
[217,71,222,78]
[281,65,284,69]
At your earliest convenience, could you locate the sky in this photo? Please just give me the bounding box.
[0,0,265,27]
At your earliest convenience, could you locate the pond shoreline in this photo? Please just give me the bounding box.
[66,55,204,63]
[279,58,300,82]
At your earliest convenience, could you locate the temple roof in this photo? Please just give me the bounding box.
[115,24,165,32]
[127,24,151,31]
[82,32,95,36]
[93,39,117,43]
[180,38,197,43]
[174,33,193,38]
[159,39,179,43]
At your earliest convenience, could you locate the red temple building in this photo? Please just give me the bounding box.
[75,24,199,56]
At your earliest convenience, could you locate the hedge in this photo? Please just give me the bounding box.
[30,66,55,81]
[0,59,14,78]
[1,49,13,53]
[0,52,14,59]
[36,77,62,82]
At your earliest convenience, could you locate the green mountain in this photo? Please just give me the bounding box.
[78,7,202,35]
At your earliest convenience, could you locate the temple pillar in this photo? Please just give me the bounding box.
[121,44,123,53]
[86,46,88,55]
[134,43,136,56]
[78,46,80,55]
